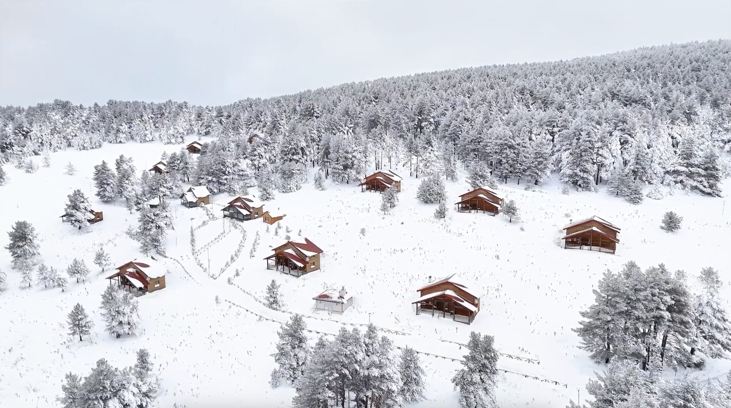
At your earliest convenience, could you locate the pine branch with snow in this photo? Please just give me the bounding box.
[68,303,94,341]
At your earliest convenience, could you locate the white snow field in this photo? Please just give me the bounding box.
[0,140,729,408]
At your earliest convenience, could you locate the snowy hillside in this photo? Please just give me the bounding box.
[0,140,729,407]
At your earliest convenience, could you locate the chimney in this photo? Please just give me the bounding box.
[338,286,347,299]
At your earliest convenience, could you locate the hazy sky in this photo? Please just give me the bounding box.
[1,0,729,107]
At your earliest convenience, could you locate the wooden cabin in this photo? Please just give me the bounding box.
[454,187,503,215]
[146,196,161,209]
[149,161,169,174]
[60,210,104,225]
[264,238,323,277]
[222,196,264,221]
[562,216,621,254]
[412,274,480,324]
[105,258,167,294]
[359,170,403,193]
[313,287,353,314]
[186,141,203,154]
[180,186,210,208]
[262,211,286,225]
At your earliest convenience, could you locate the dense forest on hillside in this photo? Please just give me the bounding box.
[1,40,730,197]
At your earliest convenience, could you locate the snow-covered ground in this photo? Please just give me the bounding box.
[1,140,729,408]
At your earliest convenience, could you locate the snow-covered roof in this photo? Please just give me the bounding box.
[146,197,160,206]
[240,195,262,208]
[562,227,620,242]
[283,249,306,266]
[184,191,197,203]
[382,170,402,182]
[313,288,353,303]
[189,186,210,198]
[188,141,203,148]
[411,289,478,313]
[563,216,620,232]
[416,274,480,299]
[132,258,166,278]
[125,275,145,288]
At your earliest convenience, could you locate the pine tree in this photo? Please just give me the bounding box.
[68,303,94,341]
[100,285,140,338]
[36,264,56,288]
[292,336,332,407]
[136,202,171,256]
[273,314,311,385]
[314,170,326,191]
[444,151,459,182]
[383,184,399,208]
[658,375,720,408]
[257,166,276,201]
[698,148,723,197]
[79,359,124,407]
[503,199,519,222]
[20,267,33,289]
[434,201,447,219]
[452,332,500,408]
[467,161,496,190]
[624,179,644,205]
[661,211,682,232]
[94,246,111,272]
[115,155,138,210]
[0,268,7,292]
[524,138,552,185]
[93,160,117,202]
[399,346,426,403]
[42,151,51,168]
[67,258,91,283]
[416,174,447,204]
[0,165,7,186]
[58,372,84,408]
[380,195,390,215]
[265,279,283,310]
[24,158,38,173]
[691,267,731,359]
[132,349,158,408]
[5,220,41,270]
[584,359,646,408]
[64,189,95,230]
[65,162,76,176]
[561,118,600,192]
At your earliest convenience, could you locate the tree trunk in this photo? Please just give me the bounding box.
[79,334,83,341]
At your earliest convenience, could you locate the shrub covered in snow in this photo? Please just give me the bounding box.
[416,174,447,204]
[661,211,683,232]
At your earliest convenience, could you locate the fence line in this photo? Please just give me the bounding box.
[439,339,541,365]
[222,299,567,389]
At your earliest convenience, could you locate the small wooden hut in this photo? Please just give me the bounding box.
[105,258,167,294]
[180,186,210,208]
[149,161,168,174]
[222,196,264,221]
[264,238,323,277]
[412,274,480,324]
[262,211,286,225]
[313,287,353,313]
[454,187,502,215]
[186,141,203,154]
[358,170,402,193]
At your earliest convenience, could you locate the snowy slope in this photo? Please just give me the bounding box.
[0,140,729,408]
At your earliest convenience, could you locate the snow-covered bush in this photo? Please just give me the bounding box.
[434,202,447,219]
[503,199,519,222]
[24,159,38,174]
[100,284,140,339]
[416,174,447,204]
[661,211,683,232]
[65,162,77,176]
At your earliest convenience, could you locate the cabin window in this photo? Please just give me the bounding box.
[310,263,315,269]
[154,282,160,288]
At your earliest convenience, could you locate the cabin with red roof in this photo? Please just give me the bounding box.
[359,170,402,193]
[222,196,264,221]
[454,187,503,215]
[412,274,480,324]
[105,258,167,294]
[562,216,621,254]
[186,141,203,154]
[149,161,168,174]
[264,238,324,277]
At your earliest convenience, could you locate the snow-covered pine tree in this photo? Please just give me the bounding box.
[398,346,426,403]
[58,372,84,408]
[94,246,111,272]
[20,267,33,289]
[583,359,646,408]
[380,194,390,215]
[115,155,138,210]
[691,267,731,359]
[24,158,38,173]
[5,220,40,270]
[64,189,95,230]
[383,184,399,208]
[93,160,117,202]
[67,258,90,283]
[434,201,447,219]
[624,179,644,204]
[627,140,653,184]
[291,336,333,406]
[416,174,447,204]
[524,137,552,185]
[100,284,140,338]
[314,170,325,190]
[467,161,496,190]
[665,134,703,193]
[363,325,401,408]
[452,332,500,408]
[0,165,6,185]
[150,171,175,199]
[36,264,56,288]
[503,199,519,222]
[607,168,628,197]
[65,162,76,176]
[658,375,721,408]
[42,151,51,168]
[698,148,723,197]
[257,167,276,201]
[661,211,682,232]
[78,358,124,407]
[273,314,310,385]
[136,202,170,256]
[132,349,158,408]
[265,279,283,310]
[561,117,600,192]
[0,269,7,292]
[68,303,93,341]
